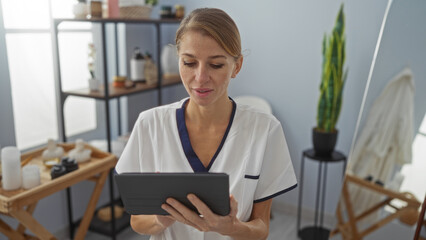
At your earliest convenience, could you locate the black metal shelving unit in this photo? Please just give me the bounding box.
[52,17,181,240]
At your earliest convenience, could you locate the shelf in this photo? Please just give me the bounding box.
[53,15,181,239]
[54,17,181,25]
[63,77,181,100]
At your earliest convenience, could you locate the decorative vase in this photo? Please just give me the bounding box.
[107,0,119,18]
[161,45,179,78]
[88,78,100,91]
[72,1,89,18]
[312,128,338,156]
[144,56,158,85]
[90,0,102,18]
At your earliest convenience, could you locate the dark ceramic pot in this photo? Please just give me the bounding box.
[312,128,338,156]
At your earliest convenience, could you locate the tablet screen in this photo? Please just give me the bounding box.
[114,172,230,216]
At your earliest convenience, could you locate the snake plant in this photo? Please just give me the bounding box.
[316,4,348,133]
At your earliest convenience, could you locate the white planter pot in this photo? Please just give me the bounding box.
[88,78,100,91]
[161,45,179,75]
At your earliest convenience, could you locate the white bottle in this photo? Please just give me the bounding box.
[1,146,22,190]
[130,47,145,81]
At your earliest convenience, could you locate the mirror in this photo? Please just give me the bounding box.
[331,0,426,239]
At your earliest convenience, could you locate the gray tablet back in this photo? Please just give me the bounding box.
[114,172,230,216]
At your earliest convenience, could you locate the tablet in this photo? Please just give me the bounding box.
[114,172,230,216]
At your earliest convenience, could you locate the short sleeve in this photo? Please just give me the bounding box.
[115,118,142,173]
[253,122,297,203]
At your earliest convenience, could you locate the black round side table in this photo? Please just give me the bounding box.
[296,149,347,240]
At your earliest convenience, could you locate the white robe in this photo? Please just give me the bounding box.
[347,68,414,222]
[348,68,414,181]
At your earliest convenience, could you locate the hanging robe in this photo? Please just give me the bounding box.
[346,67,415,223]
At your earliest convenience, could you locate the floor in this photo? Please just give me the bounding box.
[77,209,418,240]
[84,211,303,240]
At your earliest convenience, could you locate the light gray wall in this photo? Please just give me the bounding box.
[125,0,391,215]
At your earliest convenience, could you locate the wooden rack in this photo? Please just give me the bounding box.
[331,174,421,240]
[0,143,117,240]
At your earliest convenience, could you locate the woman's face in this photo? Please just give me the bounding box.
[178,30,242,108]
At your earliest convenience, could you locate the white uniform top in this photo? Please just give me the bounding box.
[116,98,297,240]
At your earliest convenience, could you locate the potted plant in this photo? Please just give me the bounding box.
[313,4,348,156]
[145,0,158,6]
[87,43,100,91]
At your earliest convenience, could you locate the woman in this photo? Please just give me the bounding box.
[115,8,297,240]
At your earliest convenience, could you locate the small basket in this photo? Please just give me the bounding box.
[119,5,152,19]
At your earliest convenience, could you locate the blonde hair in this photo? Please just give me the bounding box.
[175,8,241,61]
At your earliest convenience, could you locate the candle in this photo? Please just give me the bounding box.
[22,165,41,189]
[1,146,22,190]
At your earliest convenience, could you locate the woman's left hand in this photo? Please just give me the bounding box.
[161,194,239,235]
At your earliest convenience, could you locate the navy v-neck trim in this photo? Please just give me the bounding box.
[176,98,237,172]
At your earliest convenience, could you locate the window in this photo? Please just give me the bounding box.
[6,33,58,149]
[399,113,426,201]
[2,0,50,29]
[58,32,97,136]
[1,0,96,149]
